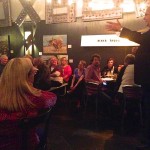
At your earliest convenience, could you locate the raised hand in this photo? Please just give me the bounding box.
[106,19,122,31]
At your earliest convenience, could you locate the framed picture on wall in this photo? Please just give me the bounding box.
[82,0,123,21]
[0,35,9,56]
[43,35,67,54]
[45,0,76,24]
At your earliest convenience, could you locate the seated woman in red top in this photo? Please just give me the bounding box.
[0,57,57,150]
[60,56,72,83]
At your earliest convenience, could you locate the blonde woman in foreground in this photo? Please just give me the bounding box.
[0,57,57,150]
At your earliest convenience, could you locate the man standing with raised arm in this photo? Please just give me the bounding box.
[106,7,150,150]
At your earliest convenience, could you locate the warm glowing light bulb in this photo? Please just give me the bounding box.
[88,1,93,9]
[47,0,52,3]
[119,0,135,13]
[25,31,31,40]
[139,2,146,10]
[88,0,115,11]
[68,0,73,5]
[77,0,83,8]
[58,0,61,4]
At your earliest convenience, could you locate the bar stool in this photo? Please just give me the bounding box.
[83,81,101,119]
[121,85,143,133]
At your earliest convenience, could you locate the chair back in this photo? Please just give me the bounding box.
[21,107,53,150]
[121,85,143,133]
[85,82,100,96]
[0,107,53,150]
[122,85,142,100]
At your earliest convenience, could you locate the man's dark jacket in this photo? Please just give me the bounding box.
[120,28,150,90]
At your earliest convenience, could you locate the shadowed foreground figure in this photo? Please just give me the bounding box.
[106,6,150,150]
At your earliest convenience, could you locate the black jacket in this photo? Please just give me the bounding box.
[121,28,150,89]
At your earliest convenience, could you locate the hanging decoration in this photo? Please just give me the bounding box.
[135,0,150,17]
[0,0,11,27]
[15,0,41,26]
[82,0,123,21]
[45,0,76,24]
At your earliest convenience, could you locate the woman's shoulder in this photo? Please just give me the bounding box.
[86,64,93,69]
[74,68,78,71]
[40,90,57,99]
[28,91,57,108]
[66,64,71,68]
[125,64,134,71]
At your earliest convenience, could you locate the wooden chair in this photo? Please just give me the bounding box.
[0,107,53,150]
[121,85,143,133]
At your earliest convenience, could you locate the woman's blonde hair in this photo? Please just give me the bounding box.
[0,58,41,112]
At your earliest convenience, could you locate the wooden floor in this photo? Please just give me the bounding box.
[46,96,143,150]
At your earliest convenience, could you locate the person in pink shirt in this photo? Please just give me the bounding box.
[85,54,112,111]
[60,57,72,83]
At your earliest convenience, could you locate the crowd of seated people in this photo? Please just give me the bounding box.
[0,51,141,149]
[0,57,57,150]
[0,53,134,100]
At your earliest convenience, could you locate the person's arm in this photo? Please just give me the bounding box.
[106,19,143,44]
[31,91,57,109]
[120,28,143,44]
[50,71,60,77]
[74,75,84,88]
[70,74,75,88]
[106,19,122,32]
